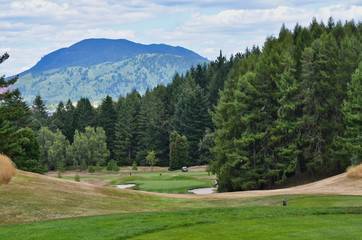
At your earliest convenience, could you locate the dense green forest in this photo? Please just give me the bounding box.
[1,18,361,192]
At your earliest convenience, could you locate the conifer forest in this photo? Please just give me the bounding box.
[1,18,361,192]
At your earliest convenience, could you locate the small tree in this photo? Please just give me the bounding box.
[169,131,188,171]
[74,173,80,182]
[81,160,87,172]
[146,150,158,171]
[88,166,96,173]
[132,161,138,171]
[106,160,118,172]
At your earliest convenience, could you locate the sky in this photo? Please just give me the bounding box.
[0,0,361,76]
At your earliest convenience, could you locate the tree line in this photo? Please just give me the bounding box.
[1,18,361,192]
[212,18,361,191]
[1,43,239,172]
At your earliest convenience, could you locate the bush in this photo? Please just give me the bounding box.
[0,154,16,184]
[132,161,138,171]
[81,160,87,172]
[74,173,80,182]
[96,162,102,172]
[43,164,49,173]
[107,160,119,172]
[347,163,362,178]
[88,166,96,173]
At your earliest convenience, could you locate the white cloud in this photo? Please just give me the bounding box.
[1,1,361,75]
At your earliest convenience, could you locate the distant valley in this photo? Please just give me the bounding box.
[14,39,208,104]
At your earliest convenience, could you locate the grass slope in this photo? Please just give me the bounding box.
[0,170,214,225]
[1,206,361,239]
[2,170,362,239]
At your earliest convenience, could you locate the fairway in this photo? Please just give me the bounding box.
[1,206,361,240]
[2,169,362,239]
[110,171,215,193]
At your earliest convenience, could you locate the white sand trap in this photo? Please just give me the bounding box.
[115,184,136,189]
[188,187,217,194]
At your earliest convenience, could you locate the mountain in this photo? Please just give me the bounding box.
[15,39,209,104]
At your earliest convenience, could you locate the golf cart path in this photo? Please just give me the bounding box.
[136,173,362,199]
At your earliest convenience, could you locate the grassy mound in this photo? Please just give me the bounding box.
[347,163,362,178]
[0,154,16,184]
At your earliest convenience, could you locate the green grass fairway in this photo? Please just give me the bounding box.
[109,171,215,193]
[1,206,361,240]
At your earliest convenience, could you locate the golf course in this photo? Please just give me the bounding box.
[1,167,362,239]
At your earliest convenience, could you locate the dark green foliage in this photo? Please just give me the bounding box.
[341,63,362,165]
[173,80,211,165]
[88,166,96,173]
[136,88,169,166]
[212,19,362,192]
[198,128,215,166]
[207,51,234,107]
[169,131,189,170]
[0,52,41,173]
[31,94,48,126]
[13,128,42,173]
[72,97,98,132]
[106,160,119,172]
[98,95,117,160]
[113,90,140,166]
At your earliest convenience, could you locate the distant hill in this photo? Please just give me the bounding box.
[15,39,208,104]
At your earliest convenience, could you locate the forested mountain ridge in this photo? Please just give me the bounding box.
[14,39,208,104]
[23,38,208,73]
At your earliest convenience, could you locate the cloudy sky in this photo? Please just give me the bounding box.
[0,0,361,76]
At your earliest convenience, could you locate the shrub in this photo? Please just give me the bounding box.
[107,160,119,172]
[74,173,80,182]
[347,163,362,178]
[88,166,96,173]
[96,162,102,172]
[132,161,138,171]
[81,160,87,172]
[0,154,16,184]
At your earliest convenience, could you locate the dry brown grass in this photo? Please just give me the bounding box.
[0,154,16,184]
[347,163,362,178]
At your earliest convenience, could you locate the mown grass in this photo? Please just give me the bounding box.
[109,171,215,193]
[1,205,361,240]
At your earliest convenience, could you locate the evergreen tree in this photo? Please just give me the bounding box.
[0,52,40,172]
[113,90,140,165]
[169,131,188,170]
[341,63,362,165]
[51,101,66,132]
[72,97,97,132]
[64,99,75,142]
[137,89,169,166]
[31,94,48,127]
[98,95,117,160]
[173,83,211,165]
